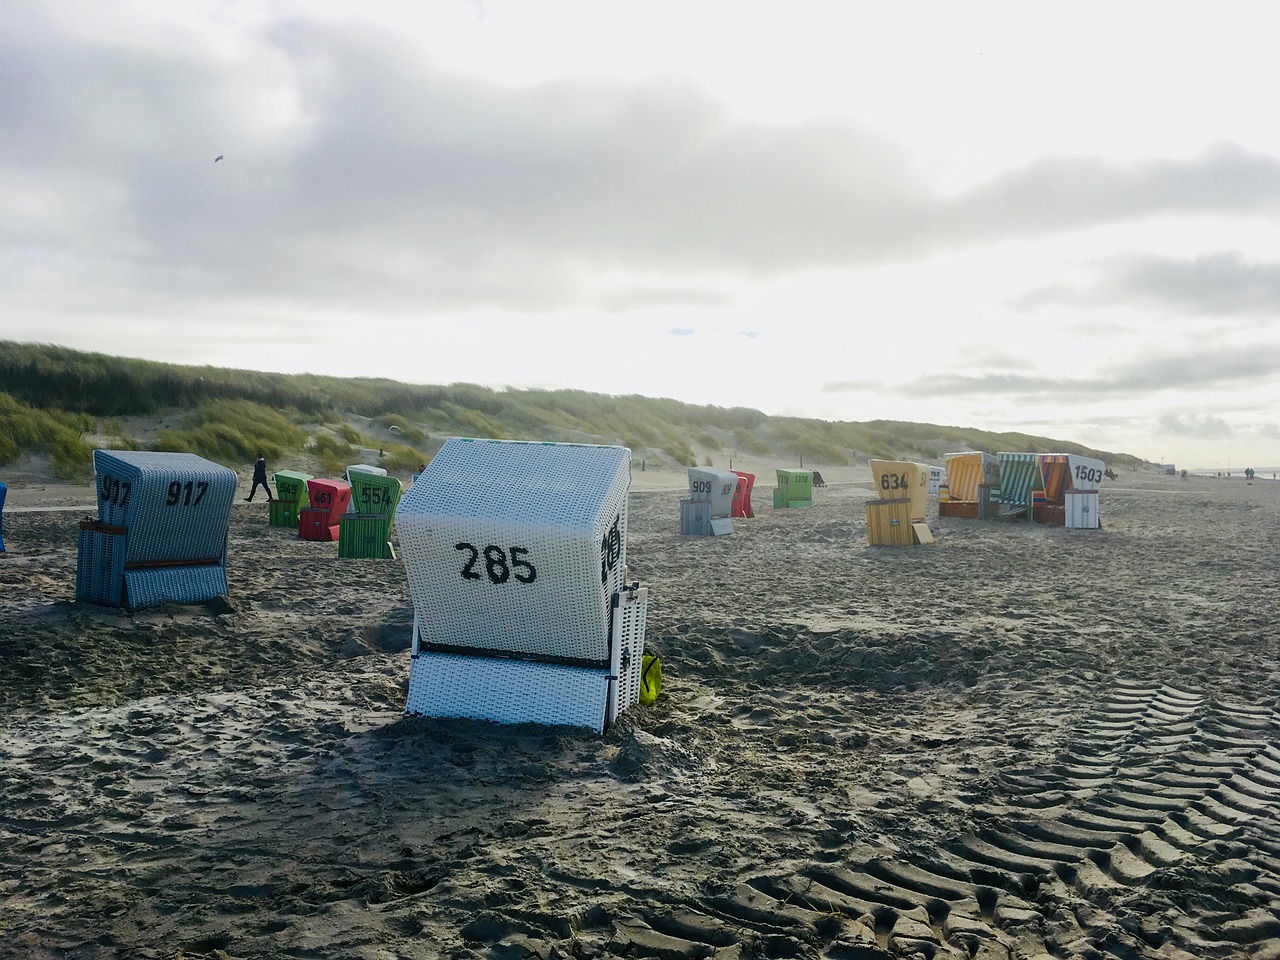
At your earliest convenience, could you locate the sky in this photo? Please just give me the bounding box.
[4,2,1280,469]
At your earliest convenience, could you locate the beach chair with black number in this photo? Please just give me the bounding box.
[681,467,736,535]
[76,451,237,611]
[299,478,351,542]
[1035,454,1104,529]
[339,470,402,559]
[866,459,933,546]
[397,438,649,733]
[271,470,313,528]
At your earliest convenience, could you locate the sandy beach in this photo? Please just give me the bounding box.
[2,470,1279,959]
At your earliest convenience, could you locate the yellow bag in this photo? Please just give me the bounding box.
[639,653,662,705]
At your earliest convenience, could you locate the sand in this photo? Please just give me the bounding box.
[2,471,1279,959]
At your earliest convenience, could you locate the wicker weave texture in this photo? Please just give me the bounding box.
[405,652,610,732]
[397,438,632,663]
[338,513,393,559]
[76,526,125,605]
[93,450,236,564]
[268,499,301,528]
[298,507,339,541]
[124,564,229,612]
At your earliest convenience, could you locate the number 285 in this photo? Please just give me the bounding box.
[455,543,537,585]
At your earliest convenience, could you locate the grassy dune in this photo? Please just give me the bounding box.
[0,340,1148,480]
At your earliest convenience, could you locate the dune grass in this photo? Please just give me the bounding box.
[0,392,95,479]
[0,340,1150,474]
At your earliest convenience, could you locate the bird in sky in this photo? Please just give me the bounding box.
[214,155,224,162]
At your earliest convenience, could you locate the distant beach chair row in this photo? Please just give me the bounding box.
[71,441,652,735]
[856,451,1105,547]
[936,451,1105,529]
[272,465,402,558]
[679,467,819,536]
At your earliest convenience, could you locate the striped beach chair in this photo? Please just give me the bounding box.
[940,452,999,518]
[397,438,648,733]
[995,453,1042,517]
[1037,454,1105,528]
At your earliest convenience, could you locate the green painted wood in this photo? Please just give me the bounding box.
[348,472,402,517]
[338,513,393,559]
[774,469,813,508]
[273,470,314,507]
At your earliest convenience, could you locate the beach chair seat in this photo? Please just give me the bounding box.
[298,507,339,541]
[338,512,395,559]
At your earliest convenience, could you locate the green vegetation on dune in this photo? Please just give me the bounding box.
[0,340,1150,477]
[0,392,95,479]
[150,399,309,465]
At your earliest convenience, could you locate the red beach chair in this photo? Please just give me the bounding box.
[731,471,755,518]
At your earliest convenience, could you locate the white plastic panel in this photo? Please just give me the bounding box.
[928,466,944,499]
[1066,455,1106,492]
[397,439,631,663]
[1065,491,1101,529]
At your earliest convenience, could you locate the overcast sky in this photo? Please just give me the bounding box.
[5,2,1280,469]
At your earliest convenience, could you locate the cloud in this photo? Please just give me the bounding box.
[667,327,696,336]
[6,12,1280,323]
[1156,413,1235,439]
[1012,251,1280,317]
[821,343,1280,400]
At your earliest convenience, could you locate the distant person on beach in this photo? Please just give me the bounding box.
[245,453,274,502]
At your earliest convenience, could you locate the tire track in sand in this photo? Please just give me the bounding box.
[608,681,1280,959]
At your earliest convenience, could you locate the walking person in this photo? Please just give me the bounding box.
[245,453,274,502]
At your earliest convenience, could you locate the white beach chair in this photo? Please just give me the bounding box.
[396,438,649,733]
